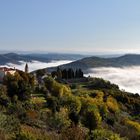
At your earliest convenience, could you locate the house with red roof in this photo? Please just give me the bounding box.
[0,67,16,82]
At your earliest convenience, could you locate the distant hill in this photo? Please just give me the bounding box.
[0,53,30,65]
[0,53,85,65]
[46,54,140,73]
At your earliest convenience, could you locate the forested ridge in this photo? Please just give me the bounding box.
[46,54,140,73]
[0,69,139,140]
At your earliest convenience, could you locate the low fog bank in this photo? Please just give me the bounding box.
[3,60,73,72]
[85,66,140,94]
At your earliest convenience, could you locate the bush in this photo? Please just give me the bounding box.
[61,126,86,140]
[82,105,102,133]
[47,108,71,131]
[0,129,7,140]
[3,72,34,101]
[91,129,125,140]
[106,96,120,113]
[123,118,140,133]
[7,102,27,122]
[99,104,108,119]
[62,96,81,114]
[44,77,71,97]
[16,125,50,140]
[0,86,9,107]
[46,96,60,113]
[0,113,20,134]
[87,78,119,90]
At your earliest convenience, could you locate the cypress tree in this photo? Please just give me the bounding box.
[25,63,29,73]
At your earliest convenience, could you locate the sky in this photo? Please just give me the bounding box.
[0,0,140,54]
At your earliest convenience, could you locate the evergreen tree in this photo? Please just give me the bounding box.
[36,69,45,78]
[62,69,68,79]
[78,69,83,78]
[68,68,74,79]
[51,71,57,78]
[3,72,34,101]
[57,67,62,79]
[75,69,78,78]
[25,63,29,73]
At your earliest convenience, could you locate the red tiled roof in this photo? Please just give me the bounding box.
[0,67,15,72]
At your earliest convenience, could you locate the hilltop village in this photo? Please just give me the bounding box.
[0,63,29,82]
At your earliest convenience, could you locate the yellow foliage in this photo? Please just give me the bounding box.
[124,118,140,133]
[80,96,95,107]
[52,82,71,97]
[19,125,50,140]
[31,97,46,104]
[106,96,120,113]
[80,91,105,111]
[30,97,46,109]
[91,91,104,105]
[64,96,81,113]
[92,129,124,140]
[44,77,71,97]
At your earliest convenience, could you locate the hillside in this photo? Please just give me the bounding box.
[46,54,140,73]
[0,71,139,140]
[0,53,85,65]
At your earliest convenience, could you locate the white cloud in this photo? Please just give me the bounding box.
[85,66,140,94]
[3,60,72,72]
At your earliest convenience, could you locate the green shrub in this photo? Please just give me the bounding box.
[82,105,102,133]
[91,129,125,140]
[46,96,60,113]
[16,125,50,140]
[44,77,71,97]
[0,113,20,134]
[48,108,71,131]
[62,96,81,114]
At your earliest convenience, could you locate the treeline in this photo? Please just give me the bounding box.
[51,67,84,79]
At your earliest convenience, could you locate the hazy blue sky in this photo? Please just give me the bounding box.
[0,0,140,54]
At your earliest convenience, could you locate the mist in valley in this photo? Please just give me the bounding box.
[3,60,72,72]
[86,66,140,94]
[3,60,140,94]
